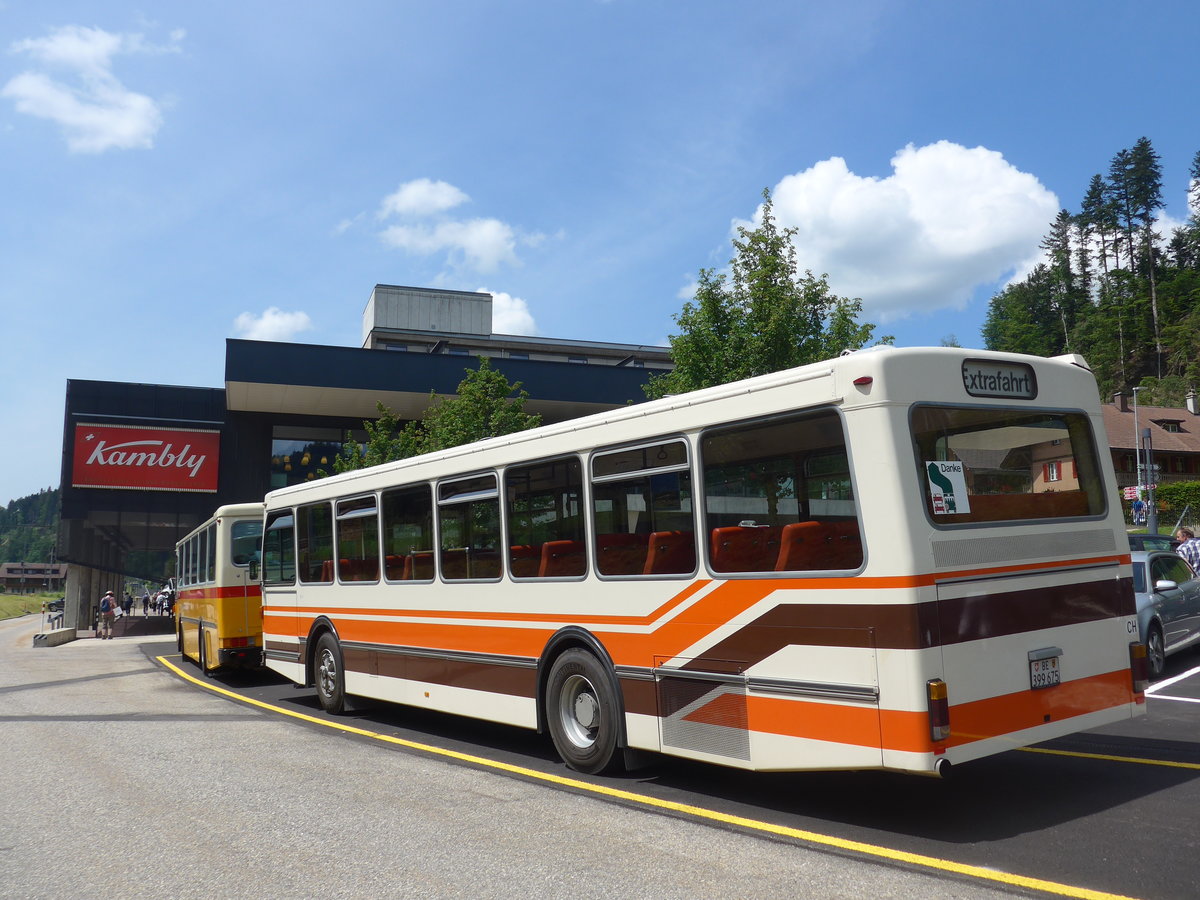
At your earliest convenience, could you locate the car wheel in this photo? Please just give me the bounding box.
[545,649,622,774]
[1146,623,1166,679]
[314,633,346,714]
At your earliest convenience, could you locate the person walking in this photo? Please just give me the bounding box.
[98,590,117,639]
[1176,527,1200,570]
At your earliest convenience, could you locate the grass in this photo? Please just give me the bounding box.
[0,591,62,620]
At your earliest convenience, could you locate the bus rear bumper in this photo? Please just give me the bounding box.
[218,647,264,669]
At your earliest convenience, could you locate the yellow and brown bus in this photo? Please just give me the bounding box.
[176,503,264,673]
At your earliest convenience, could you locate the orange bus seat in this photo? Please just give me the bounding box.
[596,532,646,576]
[441,547,469,580]
[824,520,863,569]
[385,554,407,580]
[644,531,696,575]
[710,525,780,572]
[404,551,434,581]
[470,548,501,579]
[774,521,824,571]
[539,540,586,578]
[509,544,540,578]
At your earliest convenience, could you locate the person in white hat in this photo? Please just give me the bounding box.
[98,590,117,639]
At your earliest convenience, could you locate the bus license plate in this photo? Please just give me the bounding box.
[1030,655,1060,690]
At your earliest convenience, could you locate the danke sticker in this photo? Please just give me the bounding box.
[926,461,970,515]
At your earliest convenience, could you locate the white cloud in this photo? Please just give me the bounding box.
[762,141,1059,322]
[374,178,540,274]
[233,307,314,342]
[3,25,180,153]
[482,289,538,335]
[378,178,469,218]
[380,216,519,272]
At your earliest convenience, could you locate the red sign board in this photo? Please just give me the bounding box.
[72,423,220,493]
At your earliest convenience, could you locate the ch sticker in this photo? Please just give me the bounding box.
[926,461,970,515]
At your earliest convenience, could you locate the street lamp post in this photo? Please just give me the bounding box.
[1132,387,1142,499]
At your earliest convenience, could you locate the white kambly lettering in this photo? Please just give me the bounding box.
[85,439,207,478]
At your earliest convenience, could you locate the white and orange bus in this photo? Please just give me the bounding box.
[259,347,1146,776]
[176,503,264,673]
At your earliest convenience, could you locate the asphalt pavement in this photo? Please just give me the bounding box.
[0,614,1024,899]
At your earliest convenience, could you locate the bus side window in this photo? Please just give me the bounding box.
[438,474,501,582]
[262,511,296,584]
[336,496,380,582]
[591,440,695,577]
[505,457,585,580]
[701,410,862,573]
[382,484,434,583]
[297,502,333,583]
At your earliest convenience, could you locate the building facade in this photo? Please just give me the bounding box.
[0,561,67,594]
[1103,391,1200,489]
[56,286,671,628]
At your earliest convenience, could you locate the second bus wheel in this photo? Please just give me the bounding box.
[197,627,211,677]
[314,633,346,714]
[545,649,622,774]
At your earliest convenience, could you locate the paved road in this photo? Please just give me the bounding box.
[1,615,1022,899]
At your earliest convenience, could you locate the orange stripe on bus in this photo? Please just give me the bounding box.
[739,669,1136,753]
[944,669,1136,748]
[261,553,1130,670]
[179,586,262,599]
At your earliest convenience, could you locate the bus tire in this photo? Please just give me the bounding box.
[1146,622,1166,679]
[314,632,346,715]
[198,628,211,677]
[545,649,621,774]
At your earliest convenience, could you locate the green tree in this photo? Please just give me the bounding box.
[647,188,887,399]
[332,358,541,473]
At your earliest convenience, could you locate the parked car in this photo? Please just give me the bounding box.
[1132,549,1200,677]
[1128,532,1180,552]
[46,597,65,612]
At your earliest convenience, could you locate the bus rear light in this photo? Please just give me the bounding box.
[1129,641,1149,694]
[927,678,950,742]
[225,636,250,648]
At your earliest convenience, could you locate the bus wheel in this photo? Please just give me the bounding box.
[546,649,621,774]
[198,628,211,677]
[315,633,346,715]
[1146,623,1166,679]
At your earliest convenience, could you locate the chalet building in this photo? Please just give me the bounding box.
[1103,391,1200,489]
[1,561,67,594]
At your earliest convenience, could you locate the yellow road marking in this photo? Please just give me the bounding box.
[1020,744,1200,770]
[159,656,1137,900]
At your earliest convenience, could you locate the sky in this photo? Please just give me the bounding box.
[1,0,1197,506]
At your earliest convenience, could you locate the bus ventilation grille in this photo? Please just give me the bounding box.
[657,673,751,761]
[931,527,1116,569]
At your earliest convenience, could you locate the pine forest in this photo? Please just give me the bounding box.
[983,138,1200,404]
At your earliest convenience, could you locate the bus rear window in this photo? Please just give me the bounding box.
[911,406,1105,524]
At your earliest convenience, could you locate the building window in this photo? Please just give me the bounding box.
[448,346,470,356]
[1045,461,1062,482]
[1160,422,1182,433]
[508,352,529,360]
[568,356,588,364]
[271,426,355,488]
[383,343,406,352]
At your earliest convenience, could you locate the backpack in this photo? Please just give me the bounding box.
[100,595,111,613]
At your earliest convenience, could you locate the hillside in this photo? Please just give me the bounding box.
[0,487,59,564]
